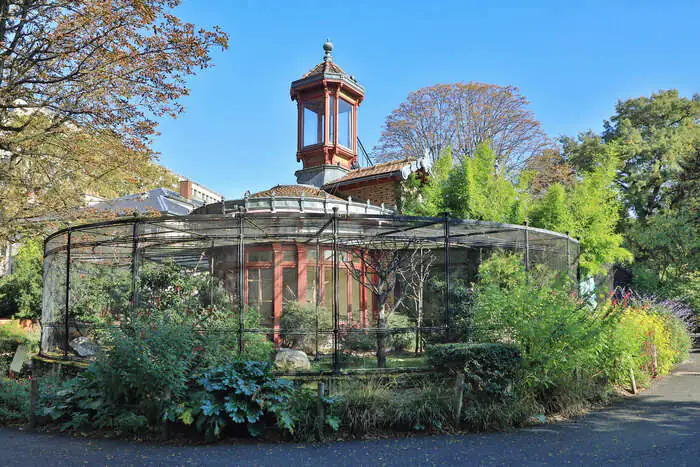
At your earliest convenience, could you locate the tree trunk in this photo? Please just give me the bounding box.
[417,298,424,354]
[376,303,387,368]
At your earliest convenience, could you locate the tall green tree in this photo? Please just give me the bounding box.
[399,147,452,216]
[400,143,528,224]
[527,146,631,276]
[444,143,525,223]
[564,91,699,309]
[603,90,699,221]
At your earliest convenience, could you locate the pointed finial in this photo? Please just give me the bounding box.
[323,39,333,62]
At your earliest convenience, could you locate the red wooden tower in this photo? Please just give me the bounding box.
[291,40,365,187]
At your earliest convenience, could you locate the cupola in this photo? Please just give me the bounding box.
[290,40,365,187]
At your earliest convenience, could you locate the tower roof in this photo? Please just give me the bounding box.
[301,60,349,80]
[291,40,365,96]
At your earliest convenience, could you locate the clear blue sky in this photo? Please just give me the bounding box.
[152,0,699,199]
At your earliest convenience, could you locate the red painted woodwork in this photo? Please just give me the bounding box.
[291,61,364,171]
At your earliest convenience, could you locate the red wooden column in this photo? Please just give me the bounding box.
[352,94,358,153]
[296,102,303,159]
[343,251,352,324]
[360,260,368,328]
[297,243,307,303]
[272,244,283,344]
[334,87,340,148]
[323,87,330,148]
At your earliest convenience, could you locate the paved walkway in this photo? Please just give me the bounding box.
[2,351,698,466]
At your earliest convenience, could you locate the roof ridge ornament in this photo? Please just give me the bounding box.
[323,39,333,62]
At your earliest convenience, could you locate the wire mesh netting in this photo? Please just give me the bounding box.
[41,212,579,374]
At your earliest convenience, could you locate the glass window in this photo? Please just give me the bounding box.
[247,267,273,328]
[329,95,336,143]
[351,276,361,323]
[338,269,348,321]
[306,267,318,304]
[323,249,334,261]
[282,268,298,302]
[248,250,272,263]
[323,267,333,305]
[282,249,296,263]
[338,98,353,149]
[303,99,324,147]
[307,248,318,262]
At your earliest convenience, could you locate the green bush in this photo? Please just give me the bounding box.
[39,314,201,433]
[341,328,376,352]
[279,301,331,353]
[387,313,415,351]
[601,300,692,388]
[660,312,692,367]
[472,253,608,393]
[166,361,296,440]
[427,277,474,341]
[426,343,473,369]
[0,239,42,320]
[469,252,692,420]
[338,314,416,354]
[427,342,521,403]
[462,344,522,403]
[0,377,30,424]
[281,386,342,441]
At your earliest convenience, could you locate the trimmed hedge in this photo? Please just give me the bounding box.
[427,343,522,402]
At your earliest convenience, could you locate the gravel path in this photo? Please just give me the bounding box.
[2,350,698,466]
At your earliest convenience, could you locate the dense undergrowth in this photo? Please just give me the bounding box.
[0,254,693,441]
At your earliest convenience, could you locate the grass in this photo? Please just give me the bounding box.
[308,352,429,372]
[0,320,38,375]
[327,375,454,435]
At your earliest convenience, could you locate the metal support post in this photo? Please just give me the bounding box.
[314,239,321,361]
[566,231,574,292]
[443,212,450,341]
[64,229,72,357]
[238,211,245,355]
[332,207,340,373]
[576,236,582,292]
[524,221,530,275]
[209,240,215,306]
[129,221,140,318]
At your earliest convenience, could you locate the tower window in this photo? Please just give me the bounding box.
[329,95,336,143]
[303,99,324,147]
[338,98,353,149]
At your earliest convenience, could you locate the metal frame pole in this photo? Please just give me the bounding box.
[238,211,245,355]
[332,207,340,374]
[314,238,321,361]
[524,221,530,275]
[566,231,572,284]
[576,236,582,293]
[129,221,140,319]
[209,240,215,307]
[443,212,450,341]
[64,229,72,357]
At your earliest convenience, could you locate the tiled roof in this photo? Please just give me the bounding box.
[302,60,348,79]
[249,185,343,200]
[323,159,417,187]
[91,188,199,216]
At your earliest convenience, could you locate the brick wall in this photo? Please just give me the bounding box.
[338,179,398,208]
